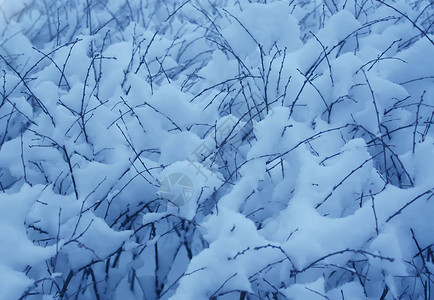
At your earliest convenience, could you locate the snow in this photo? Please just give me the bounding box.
[281,276,327,300]
[222,2,302,56]
[0,265,33,300]
[0,0,433,299]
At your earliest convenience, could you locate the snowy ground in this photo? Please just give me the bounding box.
[0,0,433,299]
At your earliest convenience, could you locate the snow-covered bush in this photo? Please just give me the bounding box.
[0,0,433,299]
